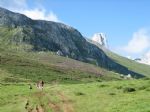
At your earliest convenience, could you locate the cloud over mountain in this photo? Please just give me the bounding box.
[123,28,150,54]
[0,0,59,22]
[120,28,150,65]
[22,8,59,22]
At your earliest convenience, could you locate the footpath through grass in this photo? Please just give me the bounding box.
[0,79,150,112]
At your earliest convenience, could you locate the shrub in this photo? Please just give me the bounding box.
[138,86,147,90]
[96,79,102,82]
[142,77,150,80]
[123,87,136,93]
[116,86,122,89]
[99,84,108,88]
[109,93,116,95]
[75,92,85,96]
[146,88,150,91]
[88,75,92,78]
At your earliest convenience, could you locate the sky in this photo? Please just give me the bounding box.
[0,0,150,64]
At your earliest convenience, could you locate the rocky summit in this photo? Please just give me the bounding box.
[91,33,108,48]
[0,7,144,77]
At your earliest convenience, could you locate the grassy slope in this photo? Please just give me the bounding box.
[0,47,122,84]
[105,49,150,77]
[1,26,150,80]
[87,39,150,78]
[0,26,122,83]
[0,79,150,112]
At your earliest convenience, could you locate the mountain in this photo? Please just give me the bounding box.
[0,7,148,78]
[88,39,150,77]
[91,33,108,48]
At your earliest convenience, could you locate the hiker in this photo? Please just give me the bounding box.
[36,80,44,90]
[29,84,32,90]
[41,80,44,90]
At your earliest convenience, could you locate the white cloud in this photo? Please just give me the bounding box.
[123,28,150,54]
[22,8,59,22]
[140,50,150,65]
[0,0,59,22]
[0,0,27,10]
[119,28,150,65]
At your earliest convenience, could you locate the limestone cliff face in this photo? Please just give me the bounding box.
[0,7,144,77]
[92,33,108,48]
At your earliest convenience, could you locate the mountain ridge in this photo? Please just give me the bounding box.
[0,7,146,78]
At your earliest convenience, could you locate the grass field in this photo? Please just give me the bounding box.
[0,79,150,112]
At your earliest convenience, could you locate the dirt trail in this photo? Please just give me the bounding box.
[49,101,60,112]
[25,102,44,112]
[35,105,44,112]
[58,92,74,112]
[25,91,45,112]
[25,90,74,112]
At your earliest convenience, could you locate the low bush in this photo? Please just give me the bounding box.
[145,88,150,91]
[138,86,147,90]
[96,79,102,82]
[109,93,116,95]
[123,87,136,93]
[116,86,122,89]
[98,84,108,88]
[75,92,85,96]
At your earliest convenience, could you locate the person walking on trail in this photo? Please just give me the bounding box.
[29,84,32,90]
[41,80,44,90]
[36,80,44,90]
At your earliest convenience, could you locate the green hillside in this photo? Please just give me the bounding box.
[105,50,150,77]
[87,39,150,78]
[0,47,122,84]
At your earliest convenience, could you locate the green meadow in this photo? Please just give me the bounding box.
[0,79,150,112]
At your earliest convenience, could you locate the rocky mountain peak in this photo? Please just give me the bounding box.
[91,33,108,48]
